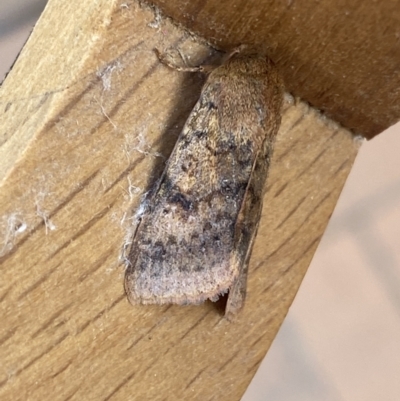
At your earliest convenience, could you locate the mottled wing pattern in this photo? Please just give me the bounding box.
[125,55,283,312]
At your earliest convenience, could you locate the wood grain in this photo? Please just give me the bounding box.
[0,1,360,400]
[150,0,400,139]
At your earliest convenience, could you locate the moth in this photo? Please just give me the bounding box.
[125,50,283,316]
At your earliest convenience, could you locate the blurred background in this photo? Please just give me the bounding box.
[1,2,399,400]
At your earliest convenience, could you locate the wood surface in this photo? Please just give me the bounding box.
[151,0,400,140]
[1,0,362,400]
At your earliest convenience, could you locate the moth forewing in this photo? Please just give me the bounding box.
[125,53,283,315]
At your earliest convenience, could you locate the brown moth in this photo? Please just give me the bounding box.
[125,50,283,316]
